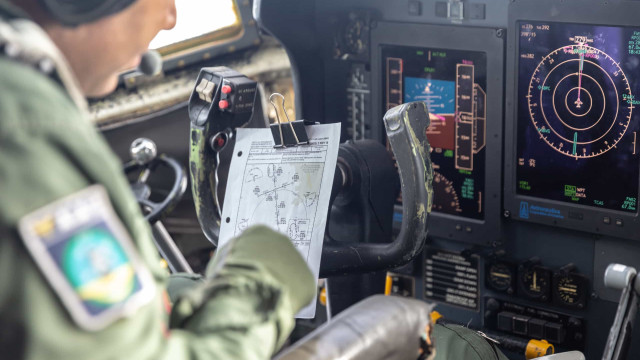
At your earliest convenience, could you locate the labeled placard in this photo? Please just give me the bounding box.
[424,248,479,310]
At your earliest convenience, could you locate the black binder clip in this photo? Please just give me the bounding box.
[269,93,310,148]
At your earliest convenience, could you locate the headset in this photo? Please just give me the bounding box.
[37,0,137,26]
[36,0,163,76]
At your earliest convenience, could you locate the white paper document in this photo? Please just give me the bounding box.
[218,123,341,318]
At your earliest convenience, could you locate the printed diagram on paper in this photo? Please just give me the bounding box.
[219,123,340,296]
[235,160,323,260]
[219,124,340,318]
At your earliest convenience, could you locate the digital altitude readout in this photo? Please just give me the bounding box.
[383,46,487,219]
[517,22,640,213]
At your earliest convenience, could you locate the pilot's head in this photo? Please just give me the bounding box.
[12,0,176,96]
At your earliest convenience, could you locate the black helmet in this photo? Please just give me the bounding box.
[37,0,137,26]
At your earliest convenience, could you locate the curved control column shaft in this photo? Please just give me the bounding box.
[320,102,433,276]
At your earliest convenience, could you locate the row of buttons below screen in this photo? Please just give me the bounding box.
[497,311,579,344]
[602,217,623,227]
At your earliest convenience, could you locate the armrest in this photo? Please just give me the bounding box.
[274,295,434,360]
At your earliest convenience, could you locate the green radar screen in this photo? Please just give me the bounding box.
[517,21,640,212]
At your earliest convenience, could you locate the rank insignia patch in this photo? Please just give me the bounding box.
[18,185,155,331]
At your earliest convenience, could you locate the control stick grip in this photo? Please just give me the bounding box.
[320,101,433,276]
[604,263,637,290]
[383,101,433,263]
[188,67,258,246]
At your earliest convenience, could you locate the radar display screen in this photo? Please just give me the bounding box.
[517,21,640,213]
[382,46,487,219]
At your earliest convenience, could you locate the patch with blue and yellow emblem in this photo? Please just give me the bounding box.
[18,185,155,331]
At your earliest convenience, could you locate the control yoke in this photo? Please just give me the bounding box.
[188,67,433,276]
[321,102,433,276]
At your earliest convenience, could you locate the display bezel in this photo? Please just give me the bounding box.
[371,22,505,245]
[504,0,640,241]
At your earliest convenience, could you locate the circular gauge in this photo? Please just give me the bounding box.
[343,16,367,55]
[486,262,515,294]
[527,42,632,159]
[432,171,462,215]
[553,272,588,309]
[518,264,551,301]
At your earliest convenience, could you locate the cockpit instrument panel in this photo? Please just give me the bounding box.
[372,23,504,244]
[505,1,640,241]
[382,45,487,220]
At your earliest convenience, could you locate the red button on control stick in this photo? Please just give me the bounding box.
[219,100,229,109]
[221,85,232,94]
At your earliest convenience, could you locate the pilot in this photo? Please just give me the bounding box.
[0,0,315,359]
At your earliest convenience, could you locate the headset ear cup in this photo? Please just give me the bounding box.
[36,0,137,26]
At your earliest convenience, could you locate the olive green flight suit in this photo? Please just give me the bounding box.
[0,2,315,359]
[433,324,510,360]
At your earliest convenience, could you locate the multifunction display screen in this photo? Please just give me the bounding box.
[517,21,640,213]
[383,45,487,219]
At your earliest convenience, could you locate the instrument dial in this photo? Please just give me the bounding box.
[334,11,370,60]
[553,272,589,309]
[432,171,462,214]
[518,264,551,301]
[486,262,515,294]
[343,17,367,55]
[527,41,632,158]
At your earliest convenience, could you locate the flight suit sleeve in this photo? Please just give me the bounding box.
[0,58,315,360]
[160,225,316,360]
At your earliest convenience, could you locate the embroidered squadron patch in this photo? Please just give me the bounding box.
[18,185,155,331]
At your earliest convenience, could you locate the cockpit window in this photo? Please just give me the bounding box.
[149,0,242,59]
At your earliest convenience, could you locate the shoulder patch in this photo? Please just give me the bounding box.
[17,185,155,331]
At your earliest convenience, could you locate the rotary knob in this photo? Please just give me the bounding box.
[130,137,157,166]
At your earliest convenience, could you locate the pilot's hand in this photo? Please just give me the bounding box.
[206,225,316,312]
[168,225,315,354]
